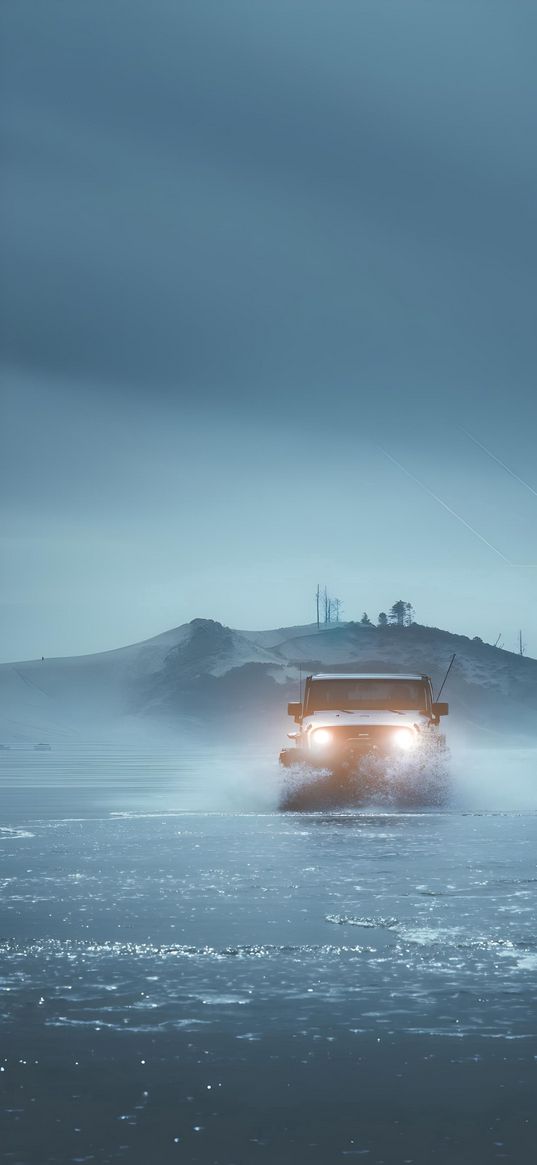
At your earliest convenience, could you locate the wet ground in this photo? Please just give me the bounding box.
[1,745,537,1163]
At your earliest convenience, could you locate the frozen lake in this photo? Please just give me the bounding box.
[1,745,537,1163]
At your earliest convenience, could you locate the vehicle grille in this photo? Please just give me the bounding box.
[317,725,400,750]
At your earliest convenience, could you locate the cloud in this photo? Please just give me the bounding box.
[2,1,537,427]
[2,2,537,658]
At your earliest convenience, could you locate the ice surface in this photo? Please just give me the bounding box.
[1,746,537,1161]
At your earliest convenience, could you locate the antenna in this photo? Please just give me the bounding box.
[435,653,456,701]
[299,665,303,704]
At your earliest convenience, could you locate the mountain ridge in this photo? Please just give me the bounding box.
[1,618,536,744]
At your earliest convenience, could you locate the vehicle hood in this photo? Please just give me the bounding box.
[302,709,429,731]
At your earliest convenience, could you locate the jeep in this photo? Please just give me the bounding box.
[279,672,448,773]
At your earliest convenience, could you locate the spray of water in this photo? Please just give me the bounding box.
[449,744,537,811]
[260,742,537,814]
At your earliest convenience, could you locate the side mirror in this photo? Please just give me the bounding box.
[432,701,448,720]
[288,701,302,722]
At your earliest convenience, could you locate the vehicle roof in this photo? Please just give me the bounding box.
[309,672,430,681]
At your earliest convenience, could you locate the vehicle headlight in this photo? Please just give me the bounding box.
[311,728,333,748]
[393,728,416,751]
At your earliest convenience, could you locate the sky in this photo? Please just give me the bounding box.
[2,0,537,662]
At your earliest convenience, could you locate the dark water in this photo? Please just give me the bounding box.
[1,746,537,1163]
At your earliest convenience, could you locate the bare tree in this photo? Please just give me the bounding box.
[316,585,343,626]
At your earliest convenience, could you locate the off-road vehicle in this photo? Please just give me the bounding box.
[280,672,448,778]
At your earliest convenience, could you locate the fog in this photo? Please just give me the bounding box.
[4,732,536,819]
[450,745,537,812]
[159,736,537,815]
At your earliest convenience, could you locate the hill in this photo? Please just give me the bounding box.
[1,619,536,745]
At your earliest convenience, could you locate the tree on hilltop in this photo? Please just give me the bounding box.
[389,600,414,627]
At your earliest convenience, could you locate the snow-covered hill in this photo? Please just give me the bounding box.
[1,618,536,744]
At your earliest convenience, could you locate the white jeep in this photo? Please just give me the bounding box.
[279,672,448,775]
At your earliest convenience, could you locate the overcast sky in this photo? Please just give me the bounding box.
[2,1,537,661]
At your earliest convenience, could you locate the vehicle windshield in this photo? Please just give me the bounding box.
[305,678,428,713]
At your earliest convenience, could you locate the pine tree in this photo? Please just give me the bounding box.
[389,600,407,627]
[360,612,372,626]
[378,611,388,627]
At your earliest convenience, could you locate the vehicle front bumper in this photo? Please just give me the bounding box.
[279,741,415,769]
